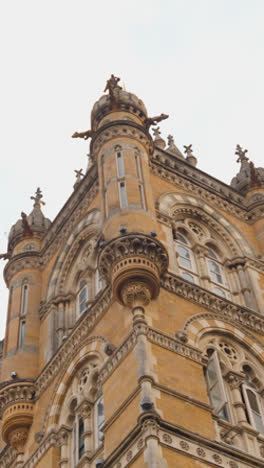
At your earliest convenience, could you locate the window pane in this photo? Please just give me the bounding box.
[22,285,28,315]
[177,234,187,244]
[214,287,226,298]
[135,154,142,179]
[119,182,127,208]
[208,249,217,260]
[182,272,195,283]
[20,322,26,348]
[117,152,124,177]
[79,286,87,314]
[247,389,260,413]
[207,360,218,387]
[78,417,84,460]
[179,256,192,269]
[209,260,223,284]
[178,246,190,259]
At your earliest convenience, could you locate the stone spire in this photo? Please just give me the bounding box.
[152,127,166,149]
[166,135,184,159]
[183,144,197,167]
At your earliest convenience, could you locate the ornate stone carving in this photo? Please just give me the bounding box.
[163,272,264,336]
[9,427,29,452]
[121,282,152,308]
[0,383,35,417]
[98,233,168,306]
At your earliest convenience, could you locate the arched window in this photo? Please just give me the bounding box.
[202,335,264,455]
[242,366,264,434]
[206,349,230,421]
[77,280,88,316]
[174,232,198,284]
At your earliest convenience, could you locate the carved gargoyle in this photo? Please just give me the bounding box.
[72,130,94,140]
[145,113,169,130]
[0,253,10,260]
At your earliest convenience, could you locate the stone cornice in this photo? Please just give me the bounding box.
[103,416,262,468]
[151,152,264,224]
[91,120,153,157]
[14,415,264,468]
[151,151,246,218]
[35,288,112,397]
[162,272,264,335]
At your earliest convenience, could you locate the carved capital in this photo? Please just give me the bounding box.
[225,371,245,389]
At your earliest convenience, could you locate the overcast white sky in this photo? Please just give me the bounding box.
[0,0,264,339]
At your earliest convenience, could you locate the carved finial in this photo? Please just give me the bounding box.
[183,144,193,157]
[74,169,84,184]
[152,127,161,138]
[30,188,45,208]
[235,144,249,163]
[104,74,122,94]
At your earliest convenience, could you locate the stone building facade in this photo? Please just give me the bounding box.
[1,76,264,467]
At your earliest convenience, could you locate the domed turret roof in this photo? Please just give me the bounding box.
[8,188,51,252]
[91,75,148,129]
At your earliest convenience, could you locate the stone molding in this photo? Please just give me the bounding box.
[97,326,203,387]
[91,121,153,157]
[38,293,75,320]
[162,272,264,335]
[35,288,112,397]
[10,416,264,468]
[104,417,261,468]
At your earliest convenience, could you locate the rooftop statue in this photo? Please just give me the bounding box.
[104,74,122,95]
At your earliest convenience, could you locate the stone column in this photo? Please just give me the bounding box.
[194,246,210,288]
[57,302,65,346]
[225,371,247,425]
[79,402,93,456]
[58,429,70,468]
